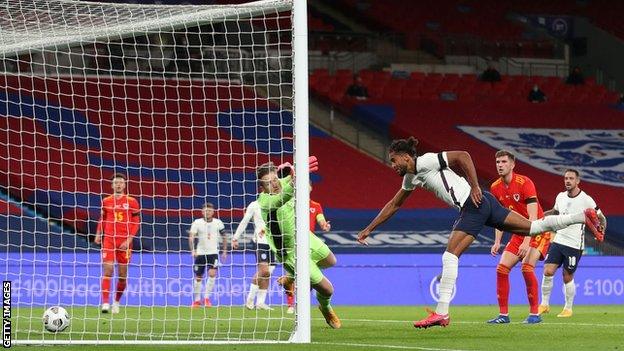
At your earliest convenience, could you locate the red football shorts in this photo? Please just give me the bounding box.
[504,232,551,260]
[102,238,132,264]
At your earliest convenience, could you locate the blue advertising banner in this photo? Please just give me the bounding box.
[3,253,622,307]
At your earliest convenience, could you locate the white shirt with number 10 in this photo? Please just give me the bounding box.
[402,152,471,210]
[552,190,598,250]
[190,218,225,255]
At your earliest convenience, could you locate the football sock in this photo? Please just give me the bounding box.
[101,276,111,304]
[286,293,295,307]
[521,264,539,314]
[435,251,458,316]
[193,279,202,302]
[564,280,576,310]
[530,213,584,235]
[114,278,127,302]
[247,284,259,305]
[496,264,511,315]
[205,276,216,299]
[316,291,332,312]
[256,289,268,306]
[541,275,554,306]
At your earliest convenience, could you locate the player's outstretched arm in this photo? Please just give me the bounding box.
[357,188,412,245]
[446,151,482,206]
[232,206,254,249]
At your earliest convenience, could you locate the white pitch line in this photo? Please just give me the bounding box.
[456,321,624,327]
[313,341,469,351]
[312,317,624,327]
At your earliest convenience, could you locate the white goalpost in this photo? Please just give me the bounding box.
[0,0,310,344]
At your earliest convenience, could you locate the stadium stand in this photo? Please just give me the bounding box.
[311,67,624,247]
[2,1,622,254]
[334,0,557,58]
[0,73,447,252]
[336,0,624,50]
[311,69,620,106]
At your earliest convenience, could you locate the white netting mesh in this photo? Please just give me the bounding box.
[0,0,304,344]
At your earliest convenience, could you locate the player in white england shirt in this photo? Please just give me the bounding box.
[538,169,606,318]
[188,202,228,308]
[357,137,604,329]
[232,200,277,311]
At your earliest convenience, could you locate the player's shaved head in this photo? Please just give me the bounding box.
[388,136,418,157]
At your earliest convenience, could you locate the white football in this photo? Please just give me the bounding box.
[43,306,70,333]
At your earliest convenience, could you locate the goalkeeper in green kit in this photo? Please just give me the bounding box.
[255,157,341,329]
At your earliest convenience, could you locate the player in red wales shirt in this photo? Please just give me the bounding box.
[310,181,331,233]
[94,173,141,314]
[488,150,550,324]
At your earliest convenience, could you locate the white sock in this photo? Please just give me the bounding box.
[541,275,553,306]
[435,251,458,315]
[564,280,576,310]
[204,277,216,299]
[268,265,276,275]
[247,284,259,304]
[530,212,584,234]
[193,279,202,302]
[256,289,268,306]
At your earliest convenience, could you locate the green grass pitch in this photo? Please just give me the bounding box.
[10,305,624,350]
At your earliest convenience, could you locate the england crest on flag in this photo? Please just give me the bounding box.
[459,126,624,188]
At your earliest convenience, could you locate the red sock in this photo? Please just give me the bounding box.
[286,293,295,307]
[522,263,539,314]
[115,278,127,302]
[496,264,511,315]
[102,276,111,304]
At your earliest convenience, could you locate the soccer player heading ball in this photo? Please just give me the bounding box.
[95,173,140,314]
[357,137,604,329]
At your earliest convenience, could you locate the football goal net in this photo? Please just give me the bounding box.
[0,0,310,344]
